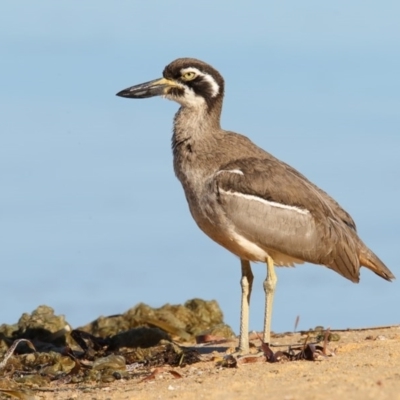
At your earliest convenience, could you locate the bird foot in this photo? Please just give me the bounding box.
[230,346,264,358]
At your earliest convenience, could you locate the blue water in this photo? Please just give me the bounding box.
[1,1,399,334]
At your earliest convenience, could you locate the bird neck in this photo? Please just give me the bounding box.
[172,100,223,148]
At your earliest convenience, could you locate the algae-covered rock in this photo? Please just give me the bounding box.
[0,298,224,386]
[80,298,233,343]
[0,305,74,356]
[198,323,236,340]
[0,323,19,354]
[108,326,170,350]
[17,305,70,334]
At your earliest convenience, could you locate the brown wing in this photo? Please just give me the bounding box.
[213,157,361,282]
[218,157,356,228]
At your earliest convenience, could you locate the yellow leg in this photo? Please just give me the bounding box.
[263,256,277,344]
[238,259,253,354]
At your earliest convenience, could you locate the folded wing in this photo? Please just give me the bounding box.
[212,157,361,282]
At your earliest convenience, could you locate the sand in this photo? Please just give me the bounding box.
[28,325,400,400]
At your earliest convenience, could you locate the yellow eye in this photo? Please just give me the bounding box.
[182,71,197,81]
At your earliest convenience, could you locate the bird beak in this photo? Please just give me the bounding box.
[116,77,179,99]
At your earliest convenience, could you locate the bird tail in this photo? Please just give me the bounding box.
[359,245,395,281]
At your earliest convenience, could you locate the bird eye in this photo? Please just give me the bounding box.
[182,71,197,81]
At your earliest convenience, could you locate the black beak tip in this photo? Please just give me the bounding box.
[116,89,129,97]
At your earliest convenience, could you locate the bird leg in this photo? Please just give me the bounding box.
[238,259,254,354]
[263,255,277,344]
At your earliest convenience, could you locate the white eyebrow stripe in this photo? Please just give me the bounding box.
[180,67,220,98]
[201,73,220,97]
[219,188,310,215]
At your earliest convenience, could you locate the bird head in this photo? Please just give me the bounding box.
[116,58,224,110]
